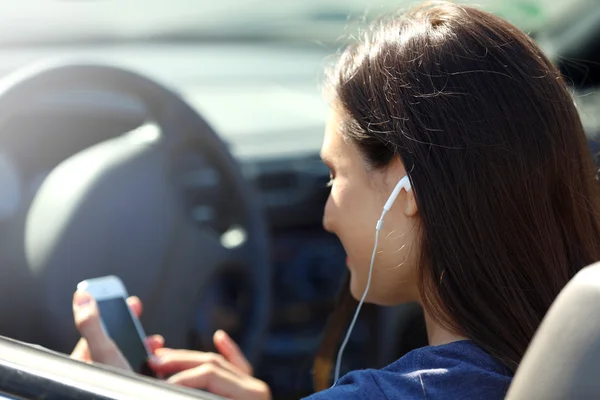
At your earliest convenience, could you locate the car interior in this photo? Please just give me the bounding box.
[0,1,597,399]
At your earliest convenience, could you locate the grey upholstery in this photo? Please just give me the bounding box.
[506,261,600,399]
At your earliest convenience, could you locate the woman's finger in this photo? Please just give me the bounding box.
[126,296,143,318]
[150,348,244,376]
[70,338,91,362]
[73,290,131,370]
[167,364,269,400]
[213,330,253,375]
[167,364,238,394]
[146,335,165,353]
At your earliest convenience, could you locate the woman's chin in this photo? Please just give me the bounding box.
[349,275,371,302]
[349,275,414,306]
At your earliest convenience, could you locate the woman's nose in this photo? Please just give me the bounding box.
[322,196,335,233]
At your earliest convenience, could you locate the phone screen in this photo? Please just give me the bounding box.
[96,297,152,376]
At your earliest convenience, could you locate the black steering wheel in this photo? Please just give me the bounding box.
[0,62,271,364]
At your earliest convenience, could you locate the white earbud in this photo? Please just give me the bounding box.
[377,175,412,231]
[333,175,412,385]
[383,175,412,212]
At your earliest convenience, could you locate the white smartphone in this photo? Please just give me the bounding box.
[77,275,153,376]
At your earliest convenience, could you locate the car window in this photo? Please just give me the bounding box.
[0,0,591,44]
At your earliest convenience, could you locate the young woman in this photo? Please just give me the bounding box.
[71,2,600,399]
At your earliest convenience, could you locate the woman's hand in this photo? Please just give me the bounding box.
[149,330,271,400]
[70,290,271,399]
[70,290,164,369]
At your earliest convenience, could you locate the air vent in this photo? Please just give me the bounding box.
[175,150,233,234]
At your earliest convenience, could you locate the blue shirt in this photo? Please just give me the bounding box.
[304,340,513,400]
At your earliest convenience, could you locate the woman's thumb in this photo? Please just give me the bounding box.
[213,330,253,375]
[73,291,129,370]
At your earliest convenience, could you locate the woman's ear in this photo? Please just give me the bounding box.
[386,156,418,217]
[404,189,418,217]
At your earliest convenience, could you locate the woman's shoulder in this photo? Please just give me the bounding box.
[377,340,513,398]
[304,340,513,400]
[387,339,513,376]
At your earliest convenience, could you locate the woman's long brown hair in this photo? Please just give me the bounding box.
[314,1,600,389]
[313,273,355,391]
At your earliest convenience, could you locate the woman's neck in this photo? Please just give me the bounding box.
[423,309,469,346]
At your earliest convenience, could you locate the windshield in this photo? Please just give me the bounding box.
[2,0,595,44]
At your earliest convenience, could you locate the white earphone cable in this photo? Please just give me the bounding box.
[332,209,388,385]
[331,175,411,386]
